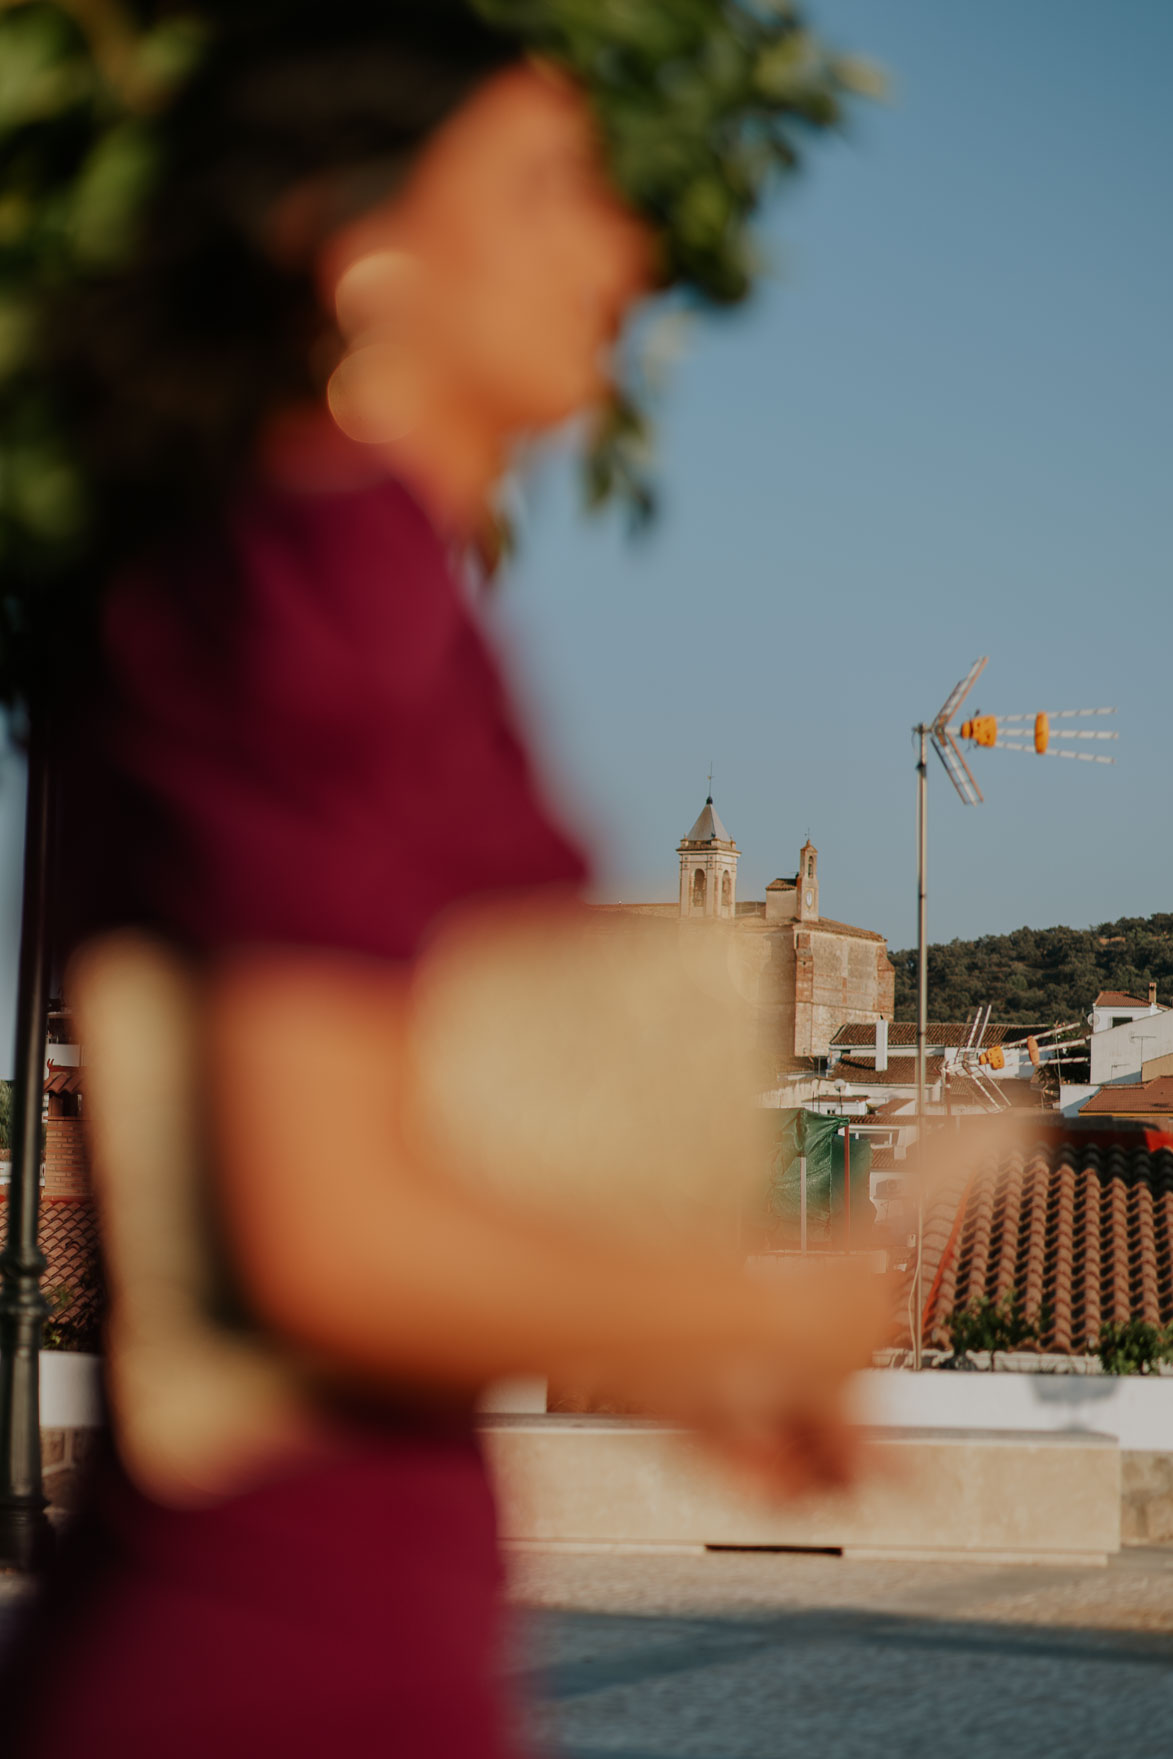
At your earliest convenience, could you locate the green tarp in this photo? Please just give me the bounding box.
[765,1109,872,1249]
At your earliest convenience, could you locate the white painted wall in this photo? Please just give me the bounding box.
[856,1367,1173,1452]
[44,1043,81,1072]
[29,1355,1173,1453]
[38,1351,102,1427]
[1060,1083,1100,1118]
[1090,1008,1173,1085]
[1090,999,1161,1037]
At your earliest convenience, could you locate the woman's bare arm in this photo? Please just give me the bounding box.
[207,952,890,1476]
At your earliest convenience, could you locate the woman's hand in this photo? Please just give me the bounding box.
[553,1257,892,1502]
[203,949,893,1504]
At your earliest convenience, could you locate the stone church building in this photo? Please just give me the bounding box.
[610,795,894,1075]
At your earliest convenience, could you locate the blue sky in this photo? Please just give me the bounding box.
[1,0,1170,1073]
[496,0,1172,937]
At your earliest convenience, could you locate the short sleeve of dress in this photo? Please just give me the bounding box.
[62,477,586,964]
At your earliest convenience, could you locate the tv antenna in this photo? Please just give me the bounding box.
[927,656,1117,807]
[908,658,1117,1366]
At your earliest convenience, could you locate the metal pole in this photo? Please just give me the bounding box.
[843,1122,851,1252]
[799,1154,807,1254]
[0,721,53,1569]
[913,725,928,1372]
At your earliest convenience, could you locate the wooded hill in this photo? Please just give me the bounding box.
[891,913,1173,1026]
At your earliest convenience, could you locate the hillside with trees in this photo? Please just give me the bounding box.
[892,913,1173,1026]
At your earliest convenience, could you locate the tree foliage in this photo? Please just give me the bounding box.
[892,913,1173,1026]
[0,0,880,705]
[946,1291,1041,1368]
[1096,1319,1173,1377]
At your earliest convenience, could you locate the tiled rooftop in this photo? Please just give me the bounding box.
[915,1132,1173,1354]
[833,1055,945,1086]
[589,904,885,942]
[831,1022,1046,1050]
[44,1065,82,1096]
[867,1097,916,1122]
[731,915,886,943]
[1080,1078,1173,1118]
[942,1072,1050,1111]
[1095,990,1158,1009]
[0,1194,102,1350]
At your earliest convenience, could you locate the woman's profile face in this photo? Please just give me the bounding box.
[321,65,655,446]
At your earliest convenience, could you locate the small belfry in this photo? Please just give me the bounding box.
[798,838,819,922]
[677,795,740,920]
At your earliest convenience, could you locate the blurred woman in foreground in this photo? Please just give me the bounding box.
[2,3,889,1753]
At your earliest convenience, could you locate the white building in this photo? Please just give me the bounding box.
[1089,985,1163,1038]
[1086,987,1172,1085]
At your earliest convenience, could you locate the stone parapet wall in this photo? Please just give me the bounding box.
[1121,1452,1173,1544]
[33,1419,1173,1547]
[486,1417,1122,1564]
[41,1426,100,1510]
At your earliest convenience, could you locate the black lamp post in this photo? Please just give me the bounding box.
[0,720,54,1569]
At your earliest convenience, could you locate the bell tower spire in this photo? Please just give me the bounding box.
[677,793,740,920]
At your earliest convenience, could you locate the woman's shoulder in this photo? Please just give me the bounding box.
[104,470,467,729]
[66,469,587,961]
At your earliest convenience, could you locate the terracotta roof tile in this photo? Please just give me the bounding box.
[802,916,887,944]
[943,1072,1051,1111]
[1080,1078,1173,1117]
[868,1097,916,1122]
[831,1022,1046,1050]
[589,904,885,945]
[909,1135,1173,1354]
[0,1194,102,1350]
[1095,990,1157,1009]
[834,1055,945,1086]
[722,914,887,942]
[43,1065,82,1096]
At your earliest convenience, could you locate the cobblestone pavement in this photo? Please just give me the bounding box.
[6,1548,1173,1755]
[507,1547,1173,1759]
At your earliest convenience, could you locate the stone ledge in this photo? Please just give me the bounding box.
[1121,1451,1173,1545]
[34,1419,1168,1557]
[40,1426,100,1509]
[481,1417,1122,1566]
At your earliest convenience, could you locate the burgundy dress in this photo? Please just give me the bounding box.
[7,476,586,1756]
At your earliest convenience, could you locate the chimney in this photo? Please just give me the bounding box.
[875,1017,889,1074]
[1150,982,1158,1010]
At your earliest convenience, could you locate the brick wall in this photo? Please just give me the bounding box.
[805,932,895,1060]
[726,924,894,1073]
[43,1115,89,1200]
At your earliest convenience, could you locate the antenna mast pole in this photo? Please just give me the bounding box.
[914,725,928,1372]
[910,656,1115,1372]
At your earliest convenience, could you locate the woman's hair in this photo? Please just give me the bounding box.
[66,9,521,549]
[2,0,872,709]
[2,2,523,706]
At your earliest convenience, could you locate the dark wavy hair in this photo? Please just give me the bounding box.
[66,6,520,514]
[4,0,873,709]
[11,1,524,708]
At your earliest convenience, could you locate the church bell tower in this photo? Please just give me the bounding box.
[798,838,819,922]
[677,797,740,920]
